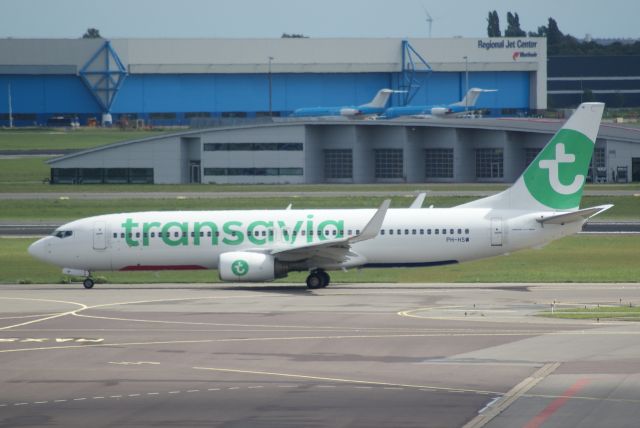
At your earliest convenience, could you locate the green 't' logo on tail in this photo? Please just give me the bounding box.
[523,129,593,210]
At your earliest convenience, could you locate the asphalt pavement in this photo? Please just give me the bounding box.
[1,282,640,427]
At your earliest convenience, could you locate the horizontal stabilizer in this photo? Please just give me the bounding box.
[536,204,613,225]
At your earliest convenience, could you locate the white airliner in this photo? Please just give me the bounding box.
[29,103,611,289]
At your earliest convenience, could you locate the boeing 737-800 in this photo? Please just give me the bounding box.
[29,103,611,289]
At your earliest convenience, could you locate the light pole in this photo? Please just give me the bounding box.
[268,56,274,117]
[7,83,13,128]
[463,56,469,114]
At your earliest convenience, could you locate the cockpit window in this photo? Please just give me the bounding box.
[53,230,73,239]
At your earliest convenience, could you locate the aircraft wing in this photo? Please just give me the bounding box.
[536,204,613,225]
[268,199,391,264]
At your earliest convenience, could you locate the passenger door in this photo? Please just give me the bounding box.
[93,221,107,250]
[490,217,503,247]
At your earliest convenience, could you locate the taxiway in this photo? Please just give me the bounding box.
[1,282,640,427]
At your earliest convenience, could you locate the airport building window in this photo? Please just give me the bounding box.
[203,142,303,151]
[221,112,247,118]
[0,113,37,121]
[149,112,177,120]
[185,112,211,118]
[324,149,353,179]
[50,168,154,184]
[525,148,542,167]
[105,168,130,184]
[425,148,454,178]
[476,148,504,179]
[374,149,403,179]
[592,147,605,168]
[203,167,303,176]
[78,168,104,184]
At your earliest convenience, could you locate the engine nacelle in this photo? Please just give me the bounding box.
[218,251,287,282]
[340,108,361,117]
[430,107,450,116]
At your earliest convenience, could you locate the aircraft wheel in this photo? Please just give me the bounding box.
[319,270,330,288]
[306,273,323,289]
[83,278,95,289]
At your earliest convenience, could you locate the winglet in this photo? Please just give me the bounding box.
[350,199,391,243]
[409,193,426,209]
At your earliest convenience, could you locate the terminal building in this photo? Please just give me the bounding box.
[48,118,640,184]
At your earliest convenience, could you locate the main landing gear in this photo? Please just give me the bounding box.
[306,269,330,289]
[83,277,95,289]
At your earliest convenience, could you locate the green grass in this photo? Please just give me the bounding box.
[0,195,636,221]
[0,128,172,151]
[539,305,640,320]
[0,157,52,183]
[3,235,639,284]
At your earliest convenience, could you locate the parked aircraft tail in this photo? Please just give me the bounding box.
[458,102,605,212]
[450,88,497,108]
[361,89,394,108]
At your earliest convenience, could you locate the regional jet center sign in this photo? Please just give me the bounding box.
[477,39,540,61]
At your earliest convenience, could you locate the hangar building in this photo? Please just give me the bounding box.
[48,118,640,184]
[0,37,546,125]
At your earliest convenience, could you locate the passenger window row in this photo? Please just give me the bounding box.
[380,228,470,236]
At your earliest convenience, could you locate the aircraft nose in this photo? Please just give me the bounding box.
[28,238,49,261]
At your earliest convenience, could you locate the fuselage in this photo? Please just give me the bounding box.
[28,207,581,274]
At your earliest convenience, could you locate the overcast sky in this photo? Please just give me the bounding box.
[1,0,638,40]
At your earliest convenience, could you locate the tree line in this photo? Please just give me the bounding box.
[486,11,640,56]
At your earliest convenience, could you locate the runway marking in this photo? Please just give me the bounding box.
[0,312,67,321]
[463,362,560,428]
[524,378,590,428]
[5,329,640,355]
[72,311,411,331]
[478,396,502,414]
[192,366,500,395]
[0,297,88,331]
[2,381,638,412]
[108,361,160,365]
[0,383,423,411]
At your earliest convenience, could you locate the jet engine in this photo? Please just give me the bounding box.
[340,108,361,117]
[430,107,451,116]
[218,251,288,282]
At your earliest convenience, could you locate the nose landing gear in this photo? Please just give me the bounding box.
[306,269,330,289]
